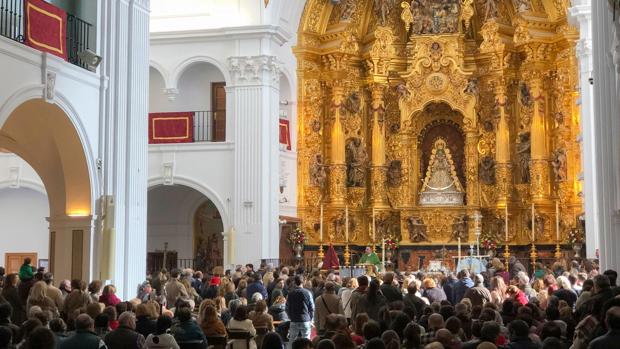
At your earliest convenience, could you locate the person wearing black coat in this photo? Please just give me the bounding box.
[380,273,403,304]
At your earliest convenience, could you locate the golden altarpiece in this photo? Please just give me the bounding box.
[294,0,582,267]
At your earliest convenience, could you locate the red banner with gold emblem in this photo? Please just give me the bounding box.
[279,119,291,151]
[24,0,67,60]
[149,112,194,144]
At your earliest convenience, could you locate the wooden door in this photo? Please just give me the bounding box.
[5,253,37,274]
[211,82,226,141]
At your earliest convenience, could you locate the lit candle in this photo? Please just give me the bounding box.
[345,205,349,242]
[372,208,376,243]
[320,204,324,242]
[531,203,535,242]
[505,205,509,242]
[555,200,560,241]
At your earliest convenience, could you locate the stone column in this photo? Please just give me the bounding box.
[569,0,598,258]
[529,77,550,203]
[47,216,94,282]
[227,56,281,266]
[495,84,512,206]
[329,85,346,205]
[98,0,149,299]
[370,84,387,207]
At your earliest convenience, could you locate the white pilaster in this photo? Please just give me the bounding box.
[99,0,150,299]
[591,0,620,270]
[569,0,598,258]
[227,56,281,266]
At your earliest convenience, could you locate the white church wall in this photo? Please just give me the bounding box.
[0,188,49,265]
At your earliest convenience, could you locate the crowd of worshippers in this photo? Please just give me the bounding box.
[0,257,619,349]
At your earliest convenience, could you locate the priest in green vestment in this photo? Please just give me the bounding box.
[359,246,381,268]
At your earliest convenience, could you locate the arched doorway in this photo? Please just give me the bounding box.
[147,184,224,274]
[0,99,93,281]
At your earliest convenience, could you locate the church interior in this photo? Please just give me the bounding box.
[0,0,618,300]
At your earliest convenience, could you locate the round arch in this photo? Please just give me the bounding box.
[149,60,171,88]
[148,176,231,231]
[171,56,231,89]
[0,86,98,215]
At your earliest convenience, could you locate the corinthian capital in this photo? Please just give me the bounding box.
[227,55,281,86]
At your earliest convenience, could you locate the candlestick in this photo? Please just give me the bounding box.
[344,244,351,266]
[320,204,324,242]
[372,208,376,243]
[382,238,386,272]
[531,203,535,242]
[458,237,462,261]
[317,244,325,259]
[503,244,510,271]
[504,205,509,242]
[345,205,349,242]
[555,200,560,241]
[530,242,537,274]
[554,243,562,259]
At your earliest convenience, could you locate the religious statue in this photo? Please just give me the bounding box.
[339,0,356,20]
[483,0,499,21]
[396,82,410,99]
[387,160,403,187]
[346,138,368,187]
[311,119,322,133]
[554,111,564,127]
[402,0,461,35]
[344,91,362,114]
[374,0,393,26]
[419,138,464,206]
[309,154,327,188]
[464,78,479,95]
[520,82,533,107]
[332,214,346,241]
[515,0,531,12]
[479,156,496,185]
[516,131,531,184]
[550,148,567,182]
[406,216,430,242]
[449,214,469,242]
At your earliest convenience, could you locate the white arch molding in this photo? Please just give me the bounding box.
[0,179,47,196]
[149,60,171,88]
[169,56,232,89]
[147,176,231,231]
[148,176,232,267]
[0,85,99,214]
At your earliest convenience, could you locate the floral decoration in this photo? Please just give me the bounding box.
[287,228,306,246]
[384,237,399,251]
[480,230,499,250]
[567,228,584,244]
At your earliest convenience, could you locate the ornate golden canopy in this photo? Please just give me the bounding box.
[295,0,581,248]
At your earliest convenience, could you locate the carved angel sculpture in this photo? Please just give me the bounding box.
[479,156,496,185]
[516,131,531,184]
[449,215,469,242]
[407,216,429,242]
[551,148,567,182]
[309,154,327,188]
[346,138,368,187]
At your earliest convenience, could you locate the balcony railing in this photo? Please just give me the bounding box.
[0,0,93,70]
[194,110,226,142]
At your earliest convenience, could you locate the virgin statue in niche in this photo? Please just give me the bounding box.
[419,138,464,206]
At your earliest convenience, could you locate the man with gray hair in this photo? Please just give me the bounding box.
[59,314,107,349]
[463,274,491,307]
[104,312,146,349]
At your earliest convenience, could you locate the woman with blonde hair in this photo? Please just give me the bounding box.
[422,278,447,304]
[489,276,507,306]
[339,277,358,322]
[27,281,59,318]
[236,278,248,298]
[214,296,232,325]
